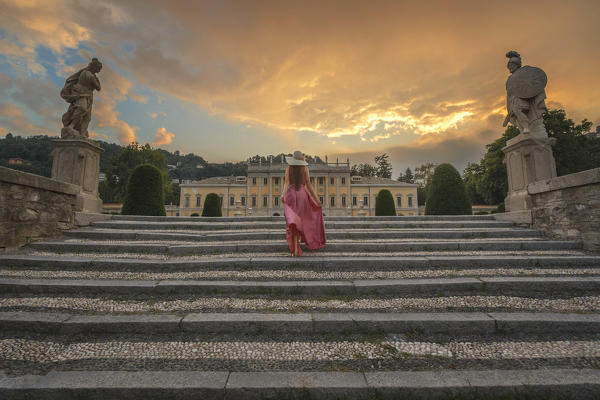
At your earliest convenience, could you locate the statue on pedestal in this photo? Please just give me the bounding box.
[60,58,102,139]
[501,50,557,213]
[502,51,548,137]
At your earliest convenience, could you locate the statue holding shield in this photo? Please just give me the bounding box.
[503,51,548,137]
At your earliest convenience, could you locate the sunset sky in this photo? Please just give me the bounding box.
[1,0,599,176]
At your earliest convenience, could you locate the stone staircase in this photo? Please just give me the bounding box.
[1,214,599,399]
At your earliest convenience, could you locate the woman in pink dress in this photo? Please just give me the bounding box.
[281,151,326,257]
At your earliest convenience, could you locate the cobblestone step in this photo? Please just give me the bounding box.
[2,369,598,399]
[2,295,598,314]
[27,239,581,254]
[64,227,545,241]
[1,277,598,297]
[92,219,515,231]
[2,254,599,271]
[1,311,599,335]
[3,267,599,281]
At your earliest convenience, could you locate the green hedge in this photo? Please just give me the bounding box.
[375,189,396,216]
[425,163,472,215]
[202,193,222,217]
[121,164,166,216]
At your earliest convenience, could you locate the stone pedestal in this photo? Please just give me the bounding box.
[51,139,104,213]
[502,133,556,212]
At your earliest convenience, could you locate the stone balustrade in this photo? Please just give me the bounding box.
[0,166,79,250]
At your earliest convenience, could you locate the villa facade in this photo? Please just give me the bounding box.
[179,159,419,216]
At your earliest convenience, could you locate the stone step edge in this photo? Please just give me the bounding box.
[1,311,599,335]
[1,369,598,399]
[1,277,598,296]
[2,255,600,270]
[28,240,580,255]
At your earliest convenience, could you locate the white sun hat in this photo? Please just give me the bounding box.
[285,150,308,166]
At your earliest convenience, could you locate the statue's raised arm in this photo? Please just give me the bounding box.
[503,51,548,137]
[60,57,103,139]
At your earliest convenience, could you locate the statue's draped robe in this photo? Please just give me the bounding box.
[61,70,101,137]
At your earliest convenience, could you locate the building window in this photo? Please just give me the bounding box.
[263,177,268,185]
[252,196,257,207]
[352,196,357,206]
[274,196,279,206]
[396,196,402,208]
[318,177,324,185]
[230,196,235,206]
[319,195,324,204]
[263,195,268,207]
[219,195,223,205]
[341,177,346,185]
[184,196,190,207]
[363,196,368,206]
[330,177,334,185]
[274,177,280,186]
[330,196,335,207]
[252,177,257,185]
[196,196,202,207]
[342,195,346,207]
[241,196,246,206]
[408,196,413,208]
[176,212,179,216]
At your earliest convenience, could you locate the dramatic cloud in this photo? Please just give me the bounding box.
[0,0,599,167]
[151,127,175,146]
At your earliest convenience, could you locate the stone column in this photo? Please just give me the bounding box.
[51,139,104,213]
[502,133,557,212]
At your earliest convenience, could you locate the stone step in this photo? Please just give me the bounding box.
[1,311,599,335]
[27,240,581,255]
[65,227,544,241]
[91,220,515,231]
[1,277,597,297]
[2,369,598,399]
[109,214,497,222]
[3,294,598,314]
[3,267,599,281]
[2,255,600,271]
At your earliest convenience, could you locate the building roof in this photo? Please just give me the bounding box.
[351,176,417,187]
[182,176,247,186]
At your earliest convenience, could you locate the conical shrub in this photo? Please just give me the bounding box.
[375,189,396,216]
[122,164,166,216]
[202,193,222,217]
[425,163,472,215]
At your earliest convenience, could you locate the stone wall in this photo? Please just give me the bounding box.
[0,166,79,250]
[528,168,600,252]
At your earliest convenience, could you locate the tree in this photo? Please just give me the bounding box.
[414,162,436,205]
[403,167,414,184]
[121,164,166,216]
[202,193,222,217]
[105,143,169,203]
[374,153,392,178]
[544,109,596,175]
[351,163,377,177]
[375,189,396,216]
[462,162,485,205]
[425,163,472,215]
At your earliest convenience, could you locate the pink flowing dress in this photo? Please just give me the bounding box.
[283,172,326,254]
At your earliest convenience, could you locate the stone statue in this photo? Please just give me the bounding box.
[502,51,548,137]
[60,58,102,139]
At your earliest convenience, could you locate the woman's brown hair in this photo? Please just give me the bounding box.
[288,165,306,190]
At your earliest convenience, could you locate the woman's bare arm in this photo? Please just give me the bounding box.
[281,167,290,203]
[304,168,320,204]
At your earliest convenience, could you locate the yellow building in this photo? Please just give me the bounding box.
[179,159,419,216]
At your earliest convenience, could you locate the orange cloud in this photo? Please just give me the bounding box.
[151,127,175,146]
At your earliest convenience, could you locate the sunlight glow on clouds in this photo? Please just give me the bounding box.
[151,127,175,146]
[0,0,598,170]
